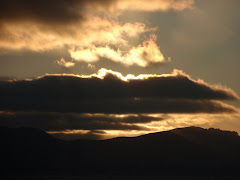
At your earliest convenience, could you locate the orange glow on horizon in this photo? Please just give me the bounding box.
[46,113,240,140]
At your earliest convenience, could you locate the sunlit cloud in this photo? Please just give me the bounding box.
[0,0,195,68]
[0,0,195,69]
[87,63,96,69]
[0,17,152,52]
[56,58,75,68]
[114,0,195,12]
[69,35,168,67]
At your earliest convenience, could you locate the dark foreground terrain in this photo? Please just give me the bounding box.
[1,126,240,178]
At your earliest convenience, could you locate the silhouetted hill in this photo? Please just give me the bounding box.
[1,126,240,176]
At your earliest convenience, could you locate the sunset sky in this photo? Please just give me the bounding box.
[0,0,240,140]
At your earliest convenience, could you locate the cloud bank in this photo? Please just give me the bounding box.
[0,69,238,114]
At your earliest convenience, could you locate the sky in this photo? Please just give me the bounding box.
[0,0,240,140]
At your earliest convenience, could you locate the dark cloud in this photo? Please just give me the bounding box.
[0,0,113,25]
[1,71,238,100]
[0,70,238,114]
[0,111,158,131]
[0,0,194,25]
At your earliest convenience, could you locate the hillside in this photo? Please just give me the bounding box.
[1,126,240,176]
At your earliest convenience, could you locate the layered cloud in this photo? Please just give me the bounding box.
[0,68,239,114]
[0,111,239,140]
[0,110,163,139]
[1,67,239,139]
[0,112,162,131]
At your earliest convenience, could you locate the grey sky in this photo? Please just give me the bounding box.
[0,0,240,138]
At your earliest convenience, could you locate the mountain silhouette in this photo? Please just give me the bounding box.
[1,126,240,177]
